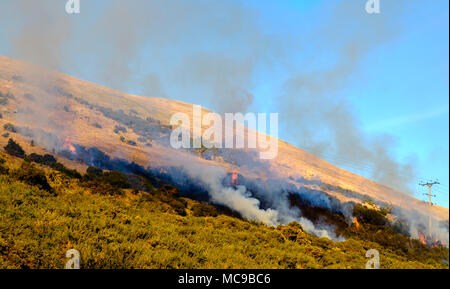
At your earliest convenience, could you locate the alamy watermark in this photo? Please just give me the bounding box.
[365,249,380,269]
[64,0,379,15]
[65,0,80,14]
[65,249,80,269]
[169,105,279,160]
[365,0,380,14]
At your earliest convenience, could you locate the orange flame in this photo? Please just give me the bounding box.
[231,170,238,187]
[419,232,427,245]
[63,137,76,154]
[353,217,360,231]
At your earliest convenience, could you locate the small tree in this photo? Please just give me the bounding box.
[192,203,218,217]
[13,161,54,194]
[3,123,17,133]
[0,157,8,175]
[4,138,25,158]
[86,166,103,178]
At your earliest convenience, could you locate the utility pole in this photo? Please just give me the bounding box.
[419,180,439,238]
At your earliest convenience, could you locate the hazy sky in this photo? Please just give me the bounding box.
[0,0,448,207]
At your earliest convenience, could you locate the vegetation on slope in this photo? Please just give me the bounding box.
[0,141,448,269]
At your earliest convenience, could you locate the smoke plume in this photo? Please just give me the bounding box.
[172,154,345,240]
[0,0,418,193]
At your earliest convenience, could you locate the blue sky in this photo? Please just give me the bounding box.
[0,0,448,207]
[243,0,449,207]
[259,0,449,207]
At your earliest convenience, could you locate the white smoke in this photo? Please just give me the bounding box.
[175,155,344,241]
[182,161,279,226]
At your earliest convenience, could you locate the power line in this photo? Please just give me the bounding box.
[419,180,440,238]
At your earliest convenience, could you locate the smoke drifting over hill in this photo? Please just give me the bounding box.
[163,153,346,240]
[279,1,417,194]
[0,0,419,195]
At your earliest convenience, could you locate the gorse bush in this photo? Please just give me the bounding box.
[113,125,127,134]
[353,204,388,227]
[86,166,103,178]
[86,181,124,196]
[4,138,25,158]
[12,161,54,194]
[192,203,218,217]
[152,184,187,216]
[83,167,129,188]
[27,152,81,179]
[3,123,17,133]
[81,170,125,196]
[27,153,57,165]
[102,171,131,188]
[278,222,305,242]
[0,157,8,175]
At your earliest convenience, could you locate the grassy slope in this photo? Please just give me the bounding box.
[0,152,447,269]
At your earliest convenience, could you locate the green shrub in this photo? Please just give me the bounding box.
[13,161,54,194]
[167,198,187,216]
[3,123,17,133]
[87,182,124,196]
[126,174,154,193]
[0,158,8,175]
[353,204,387,227]
[159,184,180,197]
[4,138,25,158]
[28,153,57,165]
[278,222,305,242]
[192,203,218,217]
[86,166,103,178]
[80,168,129,196]
[26,153,81,179]
[51,163,82,179]
[114,125,127,134]
[102,171,130,188]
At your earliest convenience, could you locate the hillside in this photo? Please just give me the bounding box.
[0,54,448,246]
[0,150,448,269]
